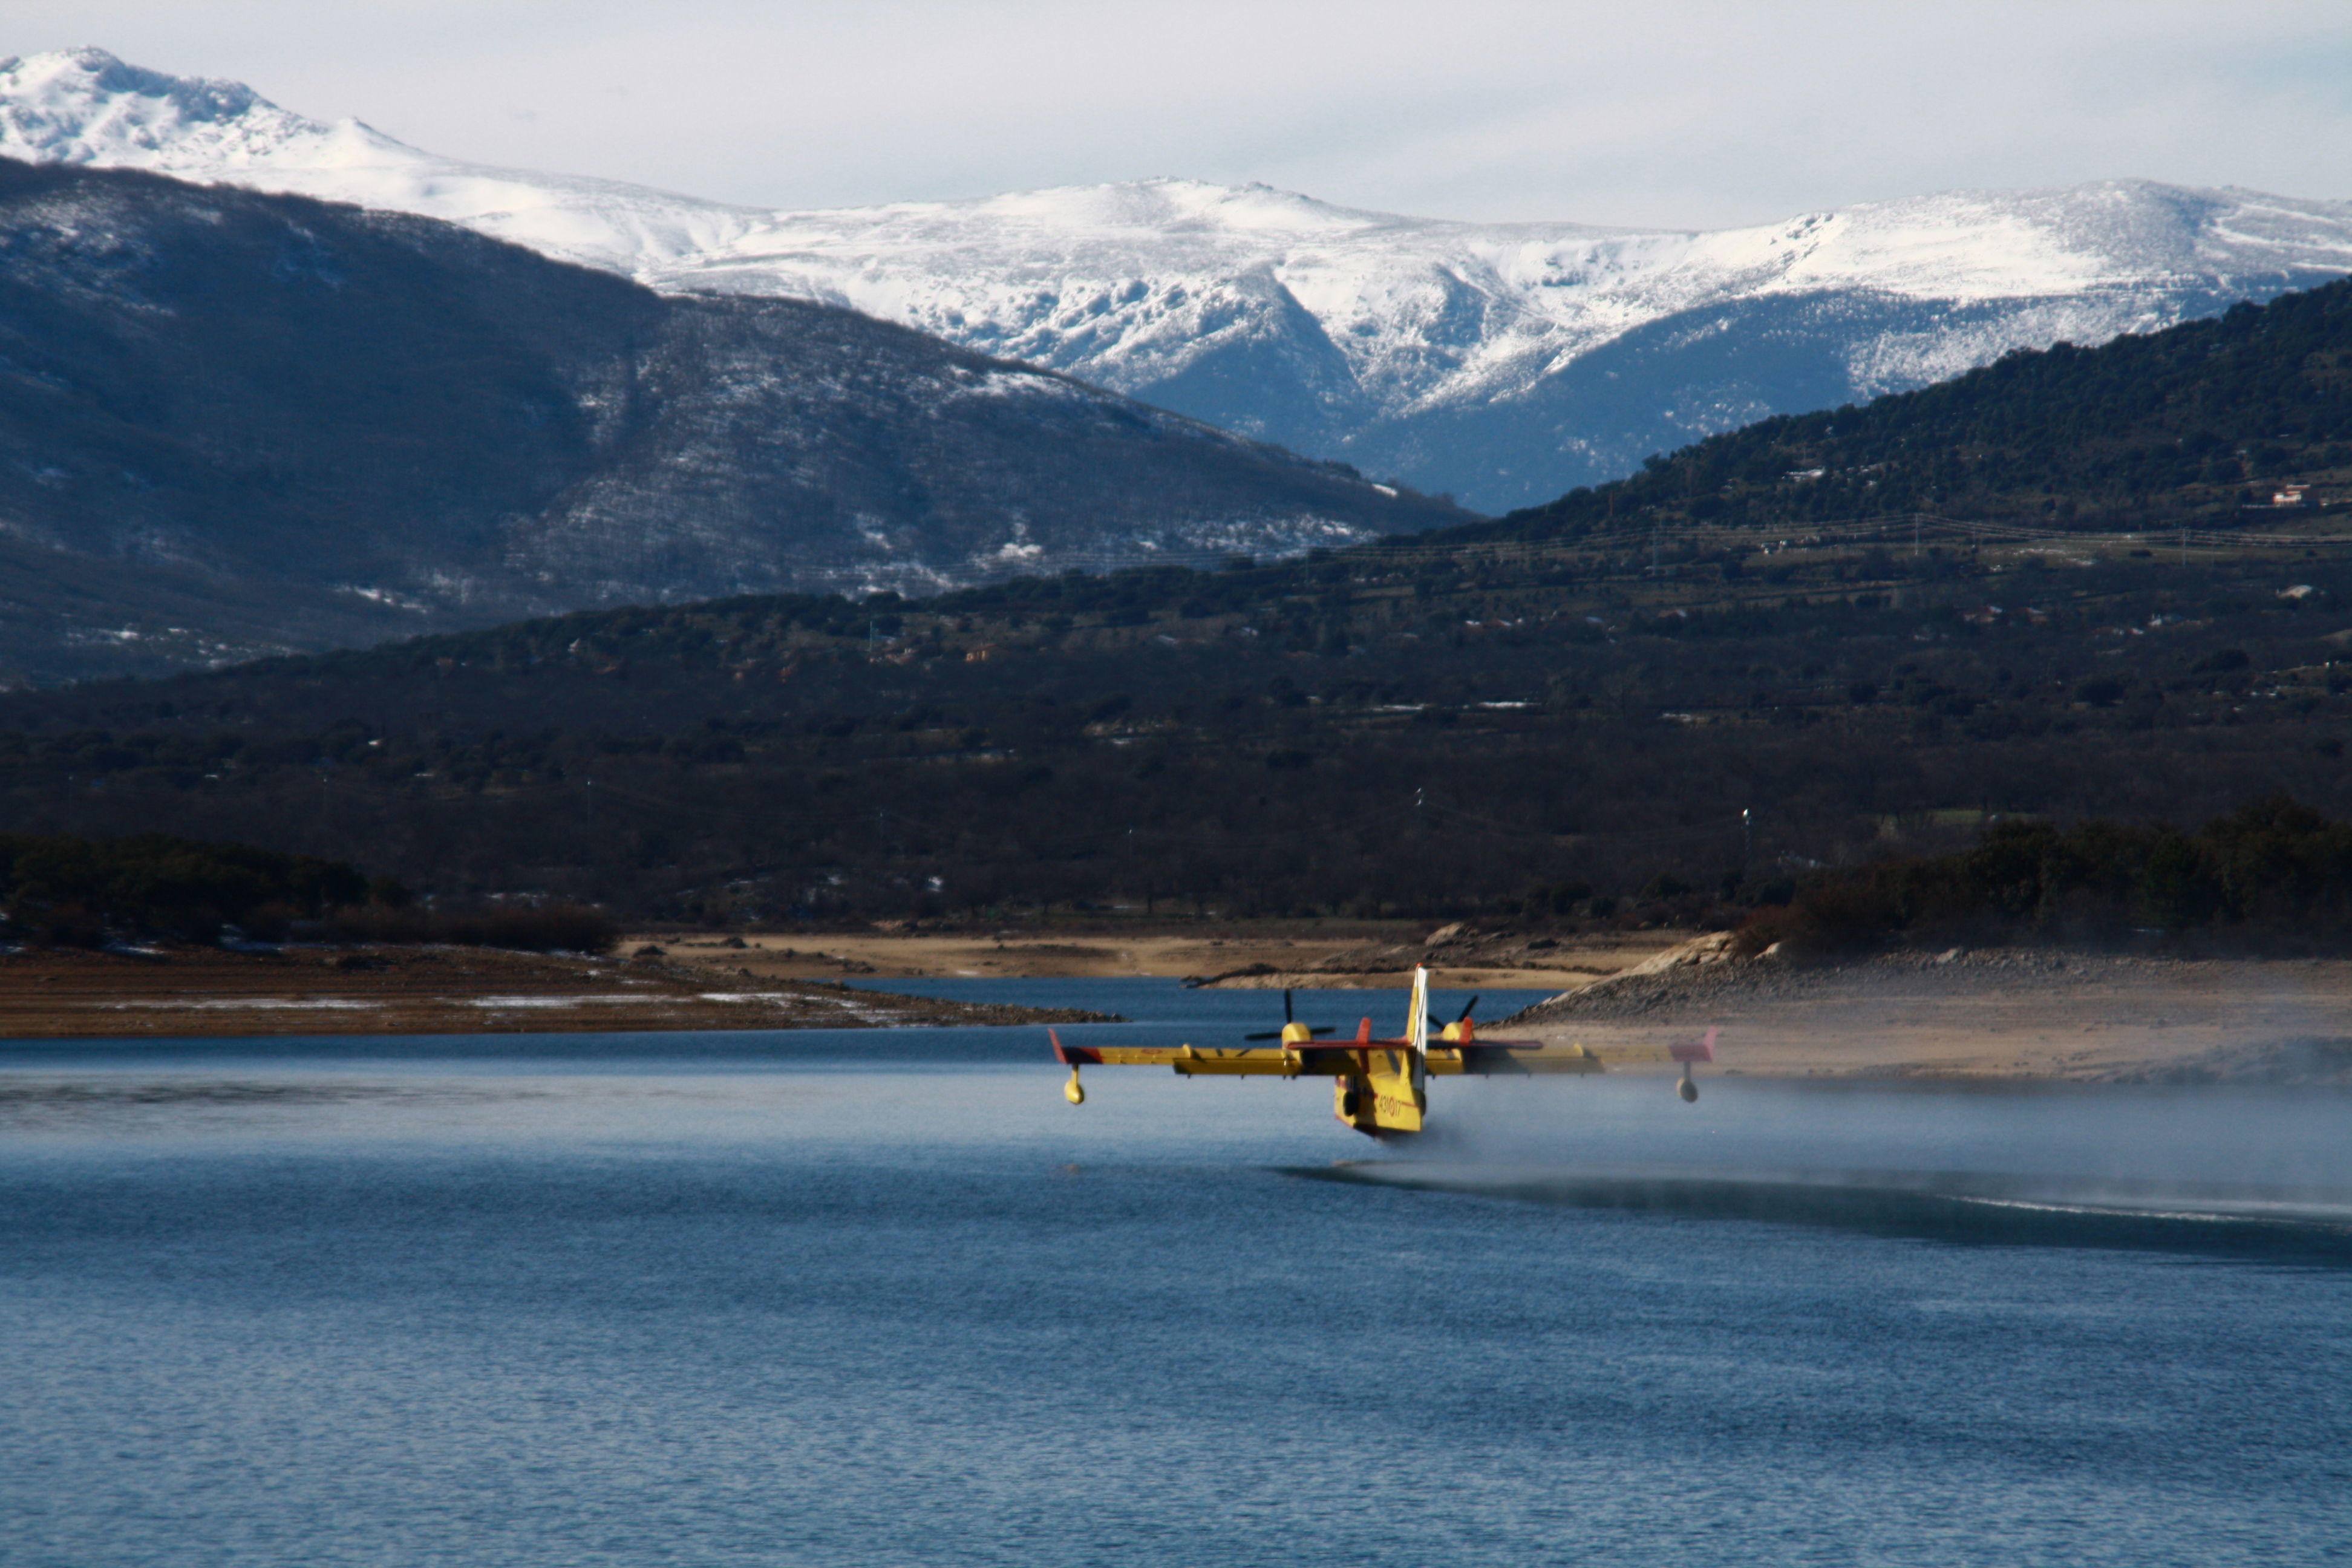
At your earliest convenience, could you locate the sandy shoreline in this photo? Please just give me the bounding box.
[1495,941,2352,1085]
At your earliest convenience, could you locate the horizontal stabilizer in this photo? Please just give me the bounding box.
[1673,1027,1720,1063]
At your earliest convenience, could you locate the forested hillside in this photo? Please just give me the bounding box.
[1,529,2346,927]
[1481,276,2352,540]
[6,275,2352,930]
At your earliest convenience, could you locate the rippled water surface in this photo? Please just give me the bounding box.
[4,982,2350,1566]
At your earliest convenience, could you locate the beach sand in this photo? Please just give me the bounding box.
[1495,941,2352,1084]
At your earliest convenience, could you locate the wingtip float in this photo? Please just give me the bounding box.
[1050,967,1717,1138]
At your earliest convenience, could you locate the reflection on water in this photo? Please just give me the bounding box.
[3,981,2350,1567]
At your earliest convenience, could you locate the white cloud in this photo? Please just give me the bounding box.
[11,0,2352,224]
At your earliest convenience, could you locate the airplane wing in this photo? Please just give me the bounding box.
[1433,1028,1717,1076]
[1053,1027,1716,1079]
[1053,1032,1399,1077]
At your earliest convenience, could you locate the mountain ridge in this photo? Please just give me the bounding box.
[11,48,2352,510]
[0,155,1451,684]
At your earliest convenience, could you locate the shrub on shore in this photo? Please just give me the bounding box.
[0,830,612,953]
[0,831,368,945]
[317,904,618,954]
[1734,795,2352,958]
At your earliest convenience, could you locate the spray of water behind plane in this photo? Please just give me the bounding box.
[1289,1076,2352,1264]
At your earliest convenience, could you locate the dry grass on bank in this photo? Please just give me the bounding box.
[0,943,1111,1038]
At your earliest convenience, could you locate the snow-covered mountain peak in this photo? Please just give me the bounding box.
[0,48,760,275]
[0,47,403,172]
[765,177,1427,260]
[964,177,1357,232]
[13,50,2352,512]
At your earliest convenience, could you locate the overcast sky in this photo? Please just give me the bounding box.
[17,1,2352,227]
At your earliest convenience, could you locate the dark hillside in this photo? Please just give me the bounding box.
[2,529,2349,926]
[0,158,1457,684]
[9,275,2352,926]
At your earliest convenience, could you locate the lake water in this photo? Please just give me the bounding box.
[4,980,2349,1566]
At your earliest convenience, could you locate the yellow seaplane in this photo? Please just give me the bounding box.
[1051,967,1716,1138]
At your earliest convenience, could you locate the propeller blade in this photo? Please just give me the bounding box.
[1243,1030,1281,1041]
[1459,996,1479,1022]
[1283,989,1294,1024]
[1308,1026,1336,1037]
